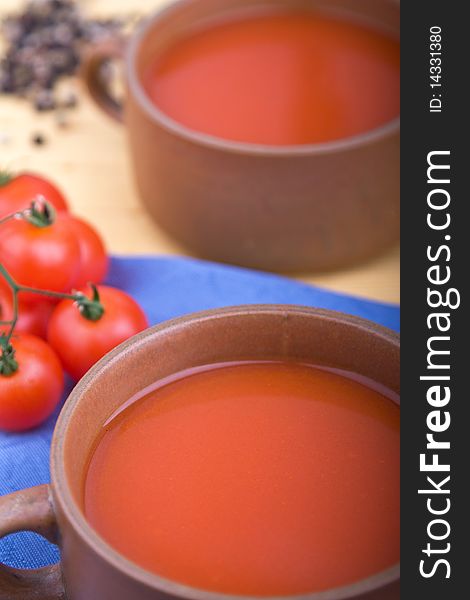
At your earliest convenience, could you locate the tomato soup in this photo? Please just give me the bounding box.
[142,11,400,145]
[84,361,399,595]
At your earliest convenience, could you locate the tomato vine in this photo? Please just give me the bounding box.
[0,200,104,376]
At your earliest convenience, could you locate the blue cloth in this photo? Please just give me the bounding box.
[0,256,399,568]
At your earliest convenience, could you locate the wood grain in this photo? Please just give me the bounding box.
[0,0,399,303]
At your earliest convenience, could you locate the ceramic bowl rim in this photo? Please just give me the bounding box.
[51,305,400,600]
[125,0,400,158]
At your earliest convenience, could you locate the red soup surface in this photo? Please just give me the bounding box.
[84,362,399,595]
[142,11,400,145]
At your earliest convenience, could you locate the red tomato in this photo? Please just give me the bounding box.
[0,334,64,431]
[0,285,54,338]
[47,285,148,381]
[0,172,69,218]
[65,216,109,288]
[0,213,81,297]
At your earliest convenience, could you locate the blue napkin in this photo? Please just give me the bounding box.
[0,256,399,569]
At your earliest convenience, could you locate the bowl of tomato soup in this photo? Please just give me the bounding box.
[83,0,400,271]
[0,305,399,599]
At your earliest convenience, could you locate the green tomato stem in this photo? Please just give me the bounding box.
[16,285,79,302]
[76,284,105,321]
[0,211,23,226]
[0,261,104,351]
[0,341,18,377]
[0,259,105,375]
[0,199,56,228]
[0,263,18,290]
[26,199,56,228]
[0,171,12,187]
[0,263,19,375]
[0,286,19,350]
[7,292,18,345]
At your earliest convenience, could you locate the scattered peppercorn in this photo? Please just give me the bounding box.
[0,0,137,112]
[32,132,47,145]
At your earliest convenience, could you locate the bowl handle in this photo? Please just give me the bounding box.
[81,38,126,123]
[0,484,65,600]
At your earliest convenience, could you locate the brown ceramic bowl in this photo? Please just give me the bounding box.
[83,0,400,272]
[0,305,400,600]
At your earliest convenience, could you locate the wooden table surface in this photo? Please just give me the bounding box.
[0,0,399,304]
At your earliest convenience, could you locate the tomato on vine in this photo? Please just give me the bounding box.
[1,190,148,431]
[0,334,64,432]
[0,284,54,338]
[47,285,148,381]
[0,202,81,297]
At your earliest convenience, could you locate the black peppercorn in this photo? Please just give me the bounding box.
[32,132,47,146]
[0,0,136,113]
